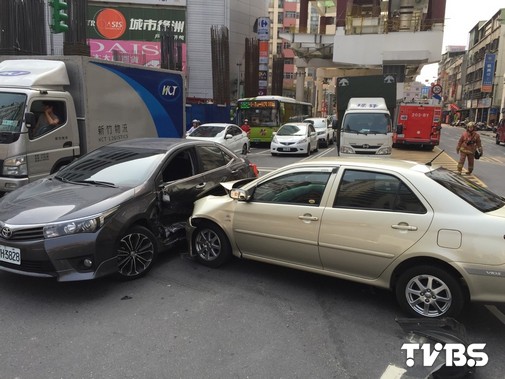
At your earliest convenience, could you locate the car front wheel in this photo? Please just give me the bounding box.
[115,226,158,280]
[193,222,232,268]
[395,265,465,318]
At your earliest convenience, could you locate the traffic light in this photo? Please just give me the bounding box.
[50,0,69,33]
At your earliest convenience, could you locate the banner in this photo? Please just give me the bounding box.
[481,53,495,93]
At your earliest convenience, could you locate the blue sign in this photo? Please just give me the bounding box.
[481,53,495,92]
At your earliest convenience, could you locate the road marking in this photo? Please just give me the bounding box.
[380,364,406,379]
[485,305,505,325]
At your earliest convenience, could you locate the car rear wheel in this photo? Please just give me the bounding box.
[241,144,248,155]
[395,265,465,318]
[306,143,311,156]
[115,226,158,280]
[193,222,232,268]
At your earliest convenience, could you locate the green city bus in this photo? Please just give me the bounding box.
[236,96,313,143]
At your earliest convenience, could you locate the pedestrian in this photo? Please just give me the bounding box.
[240,118,251,137]
[187,119,200,135]
[456,121,482,175]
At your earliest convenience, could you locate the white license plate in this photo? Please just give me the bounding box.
[0,244,21,265]
[281,147,290,151]
[397,134,404,138]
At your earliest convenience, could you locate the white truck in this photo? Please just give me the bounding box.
[335,75,396,155]
[339,97,393,155]
[0,56,185,193]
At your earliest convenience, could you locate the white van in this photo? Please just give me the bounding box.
[339,98,392,155]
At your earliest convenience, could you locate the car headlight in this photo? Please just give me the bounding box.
[299,138,307,143]
[272,136,278,144]
[3,155,28,176]
[376,146,392,155]
[43,207,117,239]
[340,145,355,154]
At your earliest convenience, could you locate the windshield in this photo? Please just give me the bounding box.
[0,92,26,133]
[189,126,225,138]
[343,113,391,134]
[277,124,307,136]
[237,107,279,126]
[426,168,505,212]
[56,146,166,187]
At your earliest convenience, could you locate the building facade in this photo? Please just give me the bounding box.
[439,8,505,125]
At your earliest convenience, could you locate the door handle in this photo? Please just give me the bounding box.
[392,224,418,231]
[298,215,318,221]
[196,182,206,189]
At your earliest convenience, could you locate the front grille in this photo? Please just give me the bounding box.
[350,144,381,149]
[2,227,45,241]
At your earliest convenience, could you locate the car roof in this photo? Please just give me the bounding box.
[280,122,310,127]
[284,156,434,174]
[105,137,221,151]
[199,123,237,127]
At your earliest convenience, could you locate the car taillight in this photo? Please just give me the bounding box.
[249,163,259,177]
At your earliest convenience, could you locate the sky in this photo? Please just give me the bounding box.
[416,0,504,83]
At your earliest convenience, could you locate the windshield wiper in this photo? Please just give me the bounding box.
[74,180,117,188]
[54,176,117,187]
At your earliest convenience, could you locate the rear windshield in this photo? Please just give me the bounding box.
[426,168,505,212]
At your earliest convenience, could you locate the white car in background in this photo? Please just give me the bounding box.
[186,123,250,155]
[304,117,334,147]
[270,122,318,156]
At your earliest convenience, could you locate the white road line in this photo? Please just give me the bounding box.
[485,305,505,325]
[380,364,406,379]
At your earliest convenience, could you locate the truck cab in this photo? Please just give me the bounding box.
[0,60,80,193]
[339,97,392,155]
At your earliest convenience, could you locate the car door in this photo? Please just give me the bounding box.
[232,168,333,269]
[159,146,208,224]
[196,144,249,192]
[224,125,242,154]
[306,123,317,151]
[318,168,434,279]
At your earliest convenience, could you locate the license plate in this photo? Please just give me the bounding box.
[282,147,290,151]
[397,134,404,138]
[0,244,21,265]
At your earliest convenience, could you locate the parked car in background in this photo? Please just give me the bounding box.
[186,123,250,155]
[187,157,505,318]
[270,122,318,156]
[304,117,335,147]
[0,138,258,282]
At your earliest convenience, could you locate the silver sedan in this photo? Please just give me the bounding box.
[187,156,505,318]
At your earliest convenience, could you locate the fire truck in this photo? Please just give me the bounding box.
[392,102,442,150]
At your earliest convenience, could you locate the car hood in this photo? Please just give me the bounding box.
[0,177,135,225]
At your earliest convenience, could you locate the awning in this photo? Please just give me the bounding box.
[450,103,460,111]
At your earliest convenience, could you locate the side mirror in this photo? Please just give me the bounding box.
[230,188,249,201]
[225,133,233,139]
[25,112,36,128]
